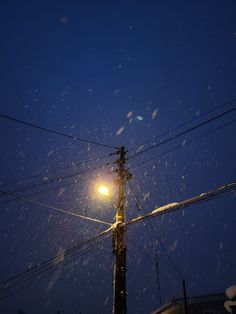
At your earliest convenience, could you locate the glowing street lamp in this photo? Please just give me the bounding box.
[98,185,110,197]
[94,182,113,200]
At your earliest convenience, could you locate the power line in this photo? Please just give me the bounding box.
[126,180,236,226]
[0,113,118,150]
[0,163,113,206]
[129,119,236,170]
[0,177,85,206]
[0,226,113,295]
[129,97,236,153]
[0,152,113,189]
[1,243,98,300]
[0,233,112,300]
[24,198,112,225]
[128,181,183,282]
[128,106,236,160]
[0,163,109,200]
[128,181,162,304]
[4,194,112,226]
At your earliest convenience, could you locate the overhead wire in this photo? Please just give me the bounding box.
[0,226,113,296]
[128,181,184,286]
[0,191,112,226]
[0,113,118,149]
[126,180,236,226]
[23,198,112,225]
[0,163,110,200]
[0,175,91,206]
[7,239,105,298]
[128,106,236,161]
[0,155,117,206]
[127,181,162,305]
[129,97,236,153]
[0,233,112,300]
[126,179,236,301]
[0,152,114,189]
[1,99,236,303]
[129,118,236,171]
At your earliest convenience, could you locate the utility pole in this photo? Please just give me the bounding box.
[112,146,131,314]
[182,279,188,314]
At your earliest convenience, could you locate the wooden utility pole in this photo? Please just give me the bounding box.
[112,146,131,314]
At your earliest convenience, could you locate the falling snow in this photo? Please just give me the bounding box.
[152,109,158,120]
[0,2,235,314]
[116,126,125,136]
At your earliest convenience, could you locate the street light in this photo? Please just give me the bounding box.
[94,181,113,200]
[98,185,110,197]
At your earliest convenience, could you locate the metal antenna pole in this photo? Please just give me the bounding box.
[112,146,131,314]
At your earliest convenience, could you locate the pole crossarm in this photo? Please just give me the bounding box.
[126,180,236,227]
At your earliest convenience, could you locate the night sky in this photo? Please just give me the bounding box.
[0,1,236,313]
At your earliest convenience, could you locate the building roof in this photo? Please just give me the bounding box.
[151,293,227,314]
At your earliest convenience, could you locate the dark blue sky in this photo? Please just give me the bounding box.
[0,1,236,313]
